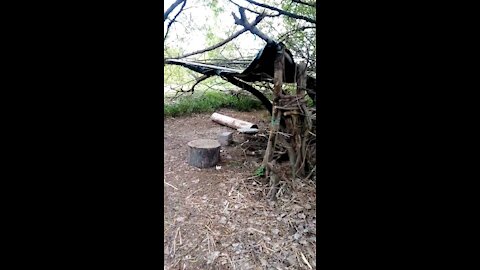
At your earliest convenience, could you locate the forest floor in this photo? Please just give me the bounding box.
[164,108,317,270]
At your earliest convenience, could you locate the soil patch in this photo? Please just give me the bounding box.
[164,108,316,269]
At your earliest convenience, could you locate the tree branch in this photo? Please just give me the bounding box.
[244,0,316,24]
[171,12,266,59]
[278,25,316,42]
[233,7,273,43]
[228,0,279,17]
[223,76,273,113]
[190,74,211,92]
[164,0,187,40]
[164,0,186,21]
[292,0,315,8]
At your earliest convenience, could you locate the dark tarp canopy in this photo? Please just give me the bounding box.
[165,42,316,110]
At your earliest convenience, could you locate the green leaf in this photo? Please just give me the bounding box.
[254,165,265,177]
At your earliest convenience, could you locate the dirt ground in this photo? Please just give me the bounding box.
[164,108,316,270]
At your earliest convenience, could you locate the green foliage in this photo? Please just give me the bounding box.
[164,0,317,111]
[254,165,265,177]
[280,0,316,67]
[164,91,263,118]
[281,0,316,18]
[305,94,315,107]
[164,65,192,85]
[208,0,225,17]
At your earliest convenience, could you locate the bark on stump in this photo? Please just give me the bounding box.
[187,139,221,168]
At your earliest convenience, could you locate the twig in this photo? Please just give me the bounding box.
[300,251,313,269]
[207,232,211,252]
[164,180,178,190]
[204,224,215,234]
[186,188,203,199]
[210,233,216,248]
[248,227,266,234]
[276,182,286,198]
[173,227,181,254]
[277,131,292,138]
[223,201,230,213]
[223,253,236,269]
[179,229,182,245]
[305,165,316,180]
[172,233,176,257]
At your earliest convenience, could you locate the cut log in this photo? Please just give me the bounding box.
[187,139,221,168]
[218,131,233,146]
[237,128,258,134]
[211,112,258,130]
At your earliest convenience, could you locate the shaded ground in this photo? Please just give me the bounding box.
[164,108,316,270]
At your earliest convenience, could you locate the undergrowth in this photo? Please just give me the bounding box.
[164,91,264,118]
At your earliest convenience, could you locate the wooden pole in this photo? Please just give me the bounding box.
[294,62,309,177]
[296,62,307,97]
[262,44,285,177]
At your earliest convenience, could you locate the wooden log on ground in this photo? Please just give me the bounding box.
[211,112,258,130]
[187,139,221,168]
[237,127,258,134]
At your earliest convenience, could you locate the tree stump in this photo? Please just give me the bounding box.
[187,139,221,168]
[218,132,233,146]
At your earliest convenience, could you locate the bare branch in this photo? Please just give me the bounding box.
[171,12,266,59]
[164,0,187,40]
[190,74,211,92]
[228,0,279,17]
[164,0,186,21]
[167,74,214,100]
[278,25,316,42]
[244,0,316,24]
[292,0,315,8]
[223,76,273,113]
[233,7,272,43]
